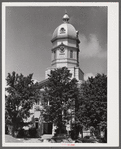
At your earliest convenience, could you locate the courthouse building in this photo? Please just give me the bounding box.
[33,12,84,136]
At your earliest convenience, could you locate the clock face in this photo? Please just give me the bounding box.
[59,46,65,53]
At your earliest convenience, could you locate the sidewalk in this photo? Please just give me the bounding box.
[41,134,53,140]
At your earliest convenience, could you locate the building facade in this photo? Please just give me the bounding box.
[34,13,84,137]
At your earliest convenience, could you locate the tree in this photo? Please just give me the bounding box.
[76,74,107,139]
[43,67,79,135]
[5,71,40,137]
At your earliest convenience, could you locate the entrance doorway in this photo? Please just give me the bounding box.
[43,123,52,134]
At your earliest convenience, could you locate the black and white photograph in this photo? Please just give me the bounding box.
[2,2,119,147]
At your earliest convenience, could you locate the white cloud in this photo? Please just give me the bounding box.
[79,34,107,58]
[84,73,95,81]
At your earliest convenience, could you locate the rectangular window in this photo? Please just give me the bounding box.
[54,51,56,59]
[36,122,38,129]
[70,50,73,58]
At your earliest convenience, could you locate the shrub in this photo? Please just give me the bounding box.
[84,136,90,139]
[29,127,37,138]
[17,129,25,138]
[54,127,67,136]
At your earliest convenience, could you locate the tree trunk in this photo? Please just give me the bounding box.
[12,124,18,138]
[57,114,63,135]
[79,126,83,138]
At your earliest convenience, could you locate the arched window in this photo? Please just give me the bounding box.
[60,27,66,34]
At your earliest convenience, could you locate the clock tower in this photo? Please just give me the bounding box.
[45,13,84,81]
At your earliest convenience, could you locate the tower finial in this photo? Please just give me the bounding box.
[62,11,69,23]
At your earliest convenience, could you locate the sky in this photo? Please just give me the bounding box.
[5,6,107,82]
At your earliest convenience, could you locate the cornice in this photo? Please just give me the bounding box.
[51,35,80,43]
[51,43,79,52]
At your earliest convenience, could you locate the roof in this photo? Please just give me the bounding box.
[51,23,78,42]
[51,13,79,42]
[38,79,49,88]
[33,79,49,89]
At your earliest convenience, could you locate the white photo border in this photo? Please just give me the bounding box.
[2,2,119,147]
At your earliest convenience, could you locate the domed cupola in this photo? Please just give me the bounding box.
[51,13,80,43]
[45,13,84,81]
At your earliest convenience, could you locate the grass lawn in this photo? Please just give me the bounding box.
[5,135,24,143]
[5,135,45,143]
